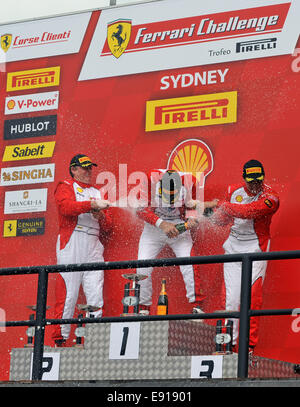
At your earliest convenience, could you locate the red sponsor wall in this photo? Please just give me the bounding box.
[0,4,300,379]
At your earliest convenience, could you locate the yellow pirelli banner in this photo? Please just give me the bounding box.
[145,91,237,131]
[6,66,60,92]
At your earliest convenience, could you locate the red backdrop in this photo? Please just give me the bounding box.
[1,9,300,379]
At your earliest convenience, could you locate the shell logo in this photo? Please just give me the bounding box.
[6,99,15,110]
[167,139,213,187]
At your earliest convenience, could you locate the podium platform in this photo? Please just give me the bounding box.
[9,320,298,381]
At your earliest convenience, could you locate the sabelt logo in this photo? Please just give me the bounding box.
[6,66,60,91]
[2,141,56,162]
[145,91,237,131]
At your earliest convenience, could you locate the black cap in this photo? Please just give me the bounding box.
[243,159,265,182]
[69,154,97,169]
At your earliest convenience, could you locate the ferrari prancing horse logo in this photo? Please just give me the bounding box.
[1,34,12,52]
[107,19,132,59]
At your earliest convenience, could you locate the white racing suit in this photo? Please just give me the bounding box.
[137,222,199,306]
[136,169,204,309]
[215,183,279,347]
[52,179,111,341]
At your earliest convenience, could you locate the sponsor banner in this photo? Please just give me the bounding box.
[4,188,48,214]
[79,0,300,80]
[236,37,277,52]
[146,91,237,131]
[5,91,59,115]
[167,139,214,187]
[3,217,45,237]
[0,13,91,62]
[4,115,57,140]
[2,141,56,162]
[1,163,55,187]
[7,66,60,92]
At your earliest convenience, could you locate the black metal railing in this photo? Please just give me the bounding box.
[2,249,300,381]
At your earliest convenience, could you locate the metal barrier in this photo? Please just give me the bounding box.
[1,249,300,381]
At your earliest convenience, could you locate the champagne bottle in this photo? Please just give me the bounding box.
[157,278,168,315]
[175,222,188,234]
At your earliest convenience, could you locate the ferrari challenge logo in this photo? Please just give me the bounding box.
[107,19,132,58]
[1,34,12,52]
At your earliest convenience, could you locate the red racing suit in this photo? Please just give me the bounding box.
[214,182,279,347]
[136,169,205,309]
[52,178,112,341]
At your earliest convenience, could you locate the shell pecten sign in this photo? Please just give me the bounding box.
[167,139,213,187]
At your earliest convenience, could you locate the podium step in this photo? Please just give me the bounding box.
[9,320,299,381]
[168,320,216,355]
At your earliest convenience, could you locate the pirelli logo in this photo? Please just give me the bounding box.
[145,91,237,131]
[7,66,60,91]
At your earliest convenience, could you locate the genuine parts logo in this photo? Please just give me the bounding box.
[6,66,60,91]
[3,217,45,237]
[145,91,237,131]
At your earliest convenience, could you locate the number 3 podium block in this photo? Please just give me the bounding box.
[9,320,298,381]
